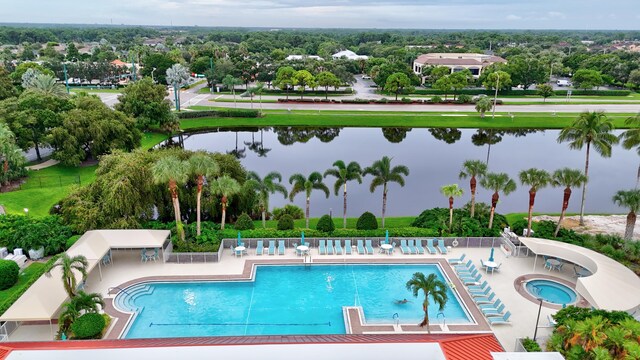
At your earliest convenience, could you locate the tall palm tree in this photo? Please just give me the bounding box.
[324,160,363,229]
[619,113,640,188]
[612,189,640,240]
[363,156,410,228]
[27,74,67,97]
[152,156,189,241]
[557,110,619,226]
[209,175,241,230]
[480,172,517,229]
[551,168,587,237]
[51,254,89,298]
[289,172,330,229]
[188,154,219,236]
[58,291,105,338]
[519,168,551,237]
[459,160,488,218]
[405,272,448,333]
[440,184,464,228]
[166,63,190,111]
[247,171,288,228]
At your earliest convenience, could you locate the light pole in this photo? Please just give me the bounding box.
[491,72,500,120]
[23,208,29,217]
[210,57,214,93]
[63,63,69,94]
[533,297,543,341]
[151,67,157,83]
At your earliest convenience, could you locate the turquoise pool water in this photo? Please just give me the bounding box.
[525,279,577,305]
[117,264,472,338]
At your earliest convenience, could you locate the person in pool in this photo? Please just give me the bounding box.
[395,298,410,304]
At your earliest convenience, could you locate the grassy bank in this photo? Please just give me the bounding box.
[0,262,46,315]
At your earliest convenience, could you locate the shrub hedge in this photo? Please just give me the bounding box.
[411,88,631,97]
[234,213,255,230]
[66,235,81,250]
[272,205,304,220]
[71,313,106,339]
[223,227,437,239]
[0,215,73,257]
[176,109,261,119]
[277,215,295,230]
[0,256,59,316]
[316,215,335,233]
[0,260,19,290]
[552,306,633,327]
[356,212,379,230]
[520,338,542,352]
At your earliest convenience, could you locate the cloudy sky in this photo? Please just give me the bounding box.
[1,0,638,29]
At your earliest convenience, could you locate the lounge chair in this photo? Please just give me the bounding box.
[278,240,286,255]
[454,260,473,271]
[407,240,417,254]
[448,253,467,265]
[459,269,479,281]
[256,240,264,256]
[345,240,352,255]
[400,239,411,254]
[473,293,496,305]
[327,240,335,255]
[470,286,492,297]
[487,311,511,325]
[467,280,489,292]
[462,274,482,285]
[436,239,447,254]
[357,240,366,255]
[457,264,477,275]
[426,239,437,255]
[478,299,502,311]
[483,304,506,317]
[414,240,425,254]
[365,240,374,255]
[335,240,343,255]
[268,240,276,255]
[318,240,327,255]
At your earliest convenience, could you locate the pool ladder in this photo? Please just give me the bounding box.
[437,312,446,327]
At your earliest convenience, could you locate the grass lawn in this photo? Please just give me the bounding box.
[0,262,46,314]
[253,216,416,229]
[141,132,169,150]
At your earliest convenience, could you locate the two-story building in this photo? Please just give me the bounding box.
[413,53,506,81]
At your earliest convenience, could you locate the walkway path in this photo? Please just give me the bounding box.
[26,159,59,171]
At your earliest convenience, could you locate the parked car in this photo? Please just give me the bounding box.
[362,75,371,80]
[556,79,571,87]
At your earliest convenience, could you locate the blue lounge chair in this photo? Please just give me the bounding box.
[473,293,496,305]
[448,253,467,265]
[436,239,447,254]
[318,240,327,255]
[487,311,511,325]
[479,299,502,311]
[365,240,374,255]
[268,240,276,255]
[462,274,482,285]
[256,240,264,256]
[327,240,335,255]
[454,260,473,271]
[467,280,488,292]
[483,304,506,317]
[459,269,479,281]
[278,240,285,255]
[357,240,366,255]
[470,286,492,297]
[407,240,417,254]
[414,240,425,254]
[344,240,352,255]
[400,239,411,254]
[457,264,477,275]
[335,240,343,255]
[426,239,437,254]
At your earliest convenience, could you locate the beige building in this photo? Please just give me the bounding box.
[413,53,506,80]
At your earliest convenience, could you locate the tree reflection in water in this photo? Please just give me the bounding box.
[381,127,412,143]
[273,127,342,145]
[429,128,462,144]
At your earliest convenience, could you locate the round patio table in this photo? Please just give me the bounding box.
[296,245,309,255]
[380,243,392,255]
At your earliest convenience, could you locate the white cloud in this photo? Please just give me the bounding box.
[547,11,566,19]
[506,14,522,20]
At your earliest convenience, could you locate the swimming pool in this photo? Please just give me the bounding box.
[115,264,473,338]
[525,279,577,305]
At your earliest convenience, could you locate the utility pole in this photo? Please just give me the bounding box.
[63,63,69,94]
[174,84,180,111]
[210,57,214,93]
[491,73,500,120]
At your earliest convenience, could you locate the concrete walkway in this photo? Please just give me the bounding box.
[26,159,59,171]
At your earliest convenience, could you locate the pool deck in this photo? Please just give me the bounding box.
[9,244,586,350]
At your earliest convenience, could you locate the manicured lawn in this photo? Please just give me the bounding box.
[253,216,416,229]
[141,132,169,150]
[0,262,46,315]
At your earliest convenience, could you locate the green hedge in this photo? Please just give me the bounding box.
[411,88,631,96]
[234,213,255,230]
[277,215,295,230]
[262,89,353,95]
[0,260,19,290]
[227,227,436,238]
[177,109,261,119]
[0,256,59,316]
[0,215,73,256]
[316,215,335,233]
[521,338,542,352]
[356,212,379,230]
[71,313,106,339]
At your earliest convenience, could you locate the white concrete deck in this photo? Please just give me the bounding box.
[11,244,585,350]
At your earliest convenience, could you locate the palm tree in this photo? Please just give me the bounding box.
[166,64,190,111]
[440,184,464,229]
[51,254,89,298]
[289,172,330,229]
[58,291,105,338]
[474,96,493,118]
[324,160,363,229]
[619,113,640,188]
[363,156,410,228]
[152,156,189,241]
[209,175,241,230]
[30,74,67,97]
[405,272,448,333]
[519,168,551,237]
[612,189,640,240]
[557,111,619,226]
[188,154,219,236]
[222,75,242,108]
[248,171,288,228]
[480,172,517,229]
[551,168,587,237]
[459,160,488,218]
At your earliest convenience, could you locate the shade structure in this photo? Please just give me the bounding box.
[237,232,242,246]
[385,230,389,244]
[301,231,305,245]
[488,248,495,262]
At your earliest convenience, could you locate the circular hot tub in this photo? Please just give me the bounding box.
[525,279,577,305]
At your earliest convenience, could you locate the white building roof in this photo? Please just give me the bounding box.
[285,55,323,61]
[332,50,369,60]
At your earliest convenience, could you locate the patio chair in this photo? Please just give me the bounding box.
[278,240,286,255]
[436,239,447,254]
[327,240,335,255]
[470,286,492,297]
[407,240,417,254]
[461,273,482,285]
[454,260,473,271]
[357,240,365,255]
[268,240,276,255]
[480,259,488,270]
[101,251,112,266]
[335,240,343,255]
[487,311,511,325]
[493,263,503,272]
[391,242,397,254]
[457,265,477,277]
[426,239,437,254]
[473,293,496,305]
[318,240,327,255]
[414,240,425,255]
[400,240,411,254]
[256,240,264,256]
[459,269,479,281]
[478,299,502,311]
[467,280,489,292]
[483,304,506,317]
[365,240,374,255]
[345,240,352,255]
[448,253,466,265]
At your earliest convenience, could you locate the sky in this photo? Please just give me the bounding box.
[0,0,639,30]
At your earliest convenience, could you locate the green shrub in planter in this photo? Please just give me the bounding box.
[521,337,541,352]
[234,213,254,230]
[356,212,379,230]
[71,313,106,339]
[66,235,81,249]
[457,94,472,104]
[0,260,19,290]
[430,95,443,103]
[277,215,295,230]
[316,215,335,233]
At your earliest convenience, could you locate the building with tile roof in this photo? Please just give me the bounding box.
[413,53,506,80]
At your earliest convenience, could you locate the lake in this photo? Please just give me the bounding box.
[167,127,636,217]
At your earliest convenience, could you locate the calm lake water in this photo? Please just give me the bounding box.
[169,127,636,217]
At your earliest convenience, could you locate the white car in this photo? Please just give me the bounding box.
[362,75,371,80]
